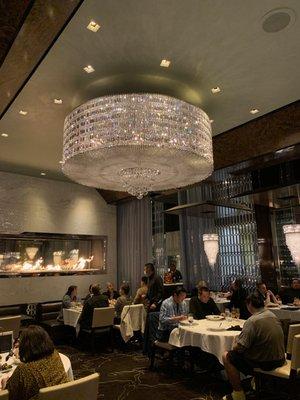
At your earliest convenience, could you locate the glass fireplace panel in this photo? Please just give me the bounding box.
[0,232,107,276]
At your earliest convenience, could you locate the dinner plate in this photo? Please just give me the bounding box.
[0,365,13,375]
[207,326,226,331]
[205,315,224,321]
[179,320,197,326]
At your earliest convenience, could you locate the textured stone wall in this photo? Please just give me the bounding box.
[0,171,117,305]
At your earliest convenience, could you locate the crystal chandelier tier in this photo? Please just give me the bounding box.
[283,224,300,267]
[203,234,219,267]
[62,93,213,198]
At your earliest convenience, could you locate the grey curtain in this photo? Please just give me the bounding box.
[117,197,152,295]
[179,185,216,291]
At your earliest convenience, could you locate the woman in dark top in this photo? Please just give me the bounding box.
[189,286,220,319]
[57,285,77,321]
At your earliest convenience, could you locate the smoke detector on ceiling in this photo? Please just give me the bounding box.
[262,8,296,33]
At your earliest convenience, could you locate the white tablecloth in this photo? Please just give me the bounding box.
[63,308,82,328]
[0,352,73,390]
[168,318,244,364]
[119,304,147,342]
[268,305,300,321]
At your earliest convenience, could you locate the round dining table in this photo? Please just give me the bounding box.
[168,318,244,364]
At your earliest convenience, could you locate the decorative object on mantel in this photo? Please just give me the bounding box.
[203,233,219,267]
[283,224,300,270]
[62,93,213,199]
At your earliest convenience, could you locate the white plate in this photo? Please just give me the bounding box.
[207,326,226,331]
[0,365,13,375]
[179,320,197,326]
[205,315,224,321]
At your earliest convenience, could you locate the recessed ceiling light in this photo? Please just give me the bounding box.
[83,65,95,73]
[262,8,296,33]
[19,110,28,115]
[160,59,171,68]
[54,98,63,104]
[59,160,64,164]
[87,20,100,32]
[1,133,8,137]
[250,108,259,114]
[211,87,221,94]
[40,172,46,176]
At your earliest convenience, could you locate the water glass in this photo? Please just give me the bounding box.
[225,308,232,321]
[188,314,194,324]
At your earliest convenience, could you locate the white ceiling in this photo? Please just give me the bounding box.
[0,0,299,181]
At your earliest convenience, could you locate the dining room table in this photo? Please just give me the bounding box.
[168,317,244,364]
[267,304,300,321]
[0,351,73,390]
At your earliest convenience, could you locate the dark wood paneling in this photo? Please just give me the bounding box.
[255,205,278,291]
[0,0,84,117]
[213,101,300,170]
[0,0,33,66]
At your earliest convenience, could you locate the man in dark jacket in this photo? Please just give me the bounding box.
[79,284,109,330]
[189,286,220,319]
[145,263,164,312]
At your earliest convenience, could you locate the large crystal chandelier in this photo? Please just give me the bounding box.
[62,94,213,198]
[283,224,300,267]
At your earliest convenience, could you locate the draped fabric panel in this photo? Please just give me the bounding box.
[179,185,216,291]
[117,197,152,295]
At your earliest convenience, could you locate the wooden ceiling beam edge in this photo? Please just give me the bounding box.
[0,0,85,118]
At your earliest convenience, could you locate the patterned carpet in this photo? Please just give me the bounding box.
[57,344,232,400]
[57,345,296,400]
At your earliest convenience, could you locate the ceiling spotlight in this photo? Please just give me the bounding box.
[59,160,64,164]
[40,172,46,176]
[87,20,100,32]
[83,65,95,73]
[250,108,259,114]
[160,59,171,68]
[54,98,63,104]
[211,87,221,94]
[1,133,8,137]
[19,110,28,115]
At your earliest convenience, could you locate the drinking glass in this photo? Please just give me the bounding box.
[188,314,194,324]
[225,308,232,321]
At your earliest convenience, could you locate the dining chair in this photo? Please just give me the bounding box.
[0,315,21,339]
[286,323,300,358]
[0,389,9,399]
[254,334,300,399]
[81,307,115,353]
[38,372,99,400]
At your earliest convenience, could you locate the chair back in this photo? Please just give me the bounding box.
[291,334,300,372]
[286,323,300,355]
[92,307,115,328]
[38,372,99,400]
[121,304,146,331]
[0,315,21,339]
[0,389,9,399]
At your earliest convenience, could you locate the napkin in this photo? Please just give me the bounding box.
[227,325,242,331]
